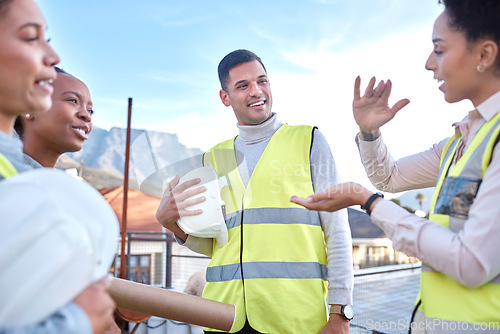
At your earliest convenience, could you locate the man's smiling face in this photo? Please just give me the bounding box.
[219,60,273,126]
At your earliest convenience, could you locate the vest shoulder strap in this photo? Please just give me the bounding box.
[0,153,18,180]
[490,127,500,165]
[481,111,500,169]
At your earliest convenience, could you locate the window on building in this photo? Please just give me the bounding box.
[114,254,151,284]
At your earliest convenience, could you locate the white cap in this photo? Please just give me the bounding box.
[0,169,119,328]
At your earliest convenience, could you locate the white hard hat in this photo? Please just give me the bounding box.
[177,164,228,246]
[0,169,119,328]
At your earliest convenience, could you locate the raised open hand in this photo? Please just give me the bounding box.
[353,76,410,138]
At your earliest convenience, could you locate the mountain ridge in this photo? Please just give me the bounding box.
[64,126,204,180]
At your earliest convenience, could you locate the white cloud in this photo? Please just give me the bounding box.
[92,8,473,193]
[267,26,472,188]
[117,25,473,191]
[135,107,238,151]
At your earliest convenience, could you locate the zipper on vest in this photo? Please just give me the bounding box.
[240,200,245,284]
[240,200,248,320]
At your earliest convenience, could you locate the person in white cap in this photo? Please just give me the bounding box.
[0,169,119,333]
[0,0,118,333]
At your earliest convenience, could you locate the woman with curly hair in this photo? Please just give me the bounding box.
[292,0,500,332]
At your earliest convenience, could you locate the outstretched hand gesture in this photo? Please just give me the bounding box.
[353,76,410,138]
[290,182,373,213]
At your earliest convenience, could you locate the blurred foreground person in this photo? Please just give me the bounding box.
[0,0,118,333]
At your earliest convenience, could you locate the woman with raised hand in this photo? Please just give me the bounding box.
[0,0,116,333]
[15,66,93,168]
[292,0,500,331]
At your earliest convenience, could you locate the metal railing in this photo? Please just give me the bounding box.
[351,263,421,334]
[114,232,421,334]
[113,232,210,291]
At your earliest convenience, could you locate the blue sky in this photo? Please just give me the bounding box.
[37,0,473,191]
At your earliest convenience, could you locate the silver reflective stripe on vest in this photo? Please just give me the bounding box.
[206,263,242,282]
[429,118,500,287]
[413,310,500,333]
[434,116,500,219]
[461,116,500,179]
[206,261,327,282]
[225,207,321,230]
[437,138,460,181]
[435,118,500,231]
[225,211,242,229]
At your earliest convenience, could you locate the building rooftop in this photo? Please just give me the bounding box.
[99,186,167,234]
[348,208,386,239]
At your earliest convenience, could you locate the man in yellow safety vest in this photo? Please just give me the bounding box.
[157,49,354,334]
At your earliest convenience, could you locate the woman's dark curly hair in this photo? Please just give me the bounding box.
[440,0,500,69]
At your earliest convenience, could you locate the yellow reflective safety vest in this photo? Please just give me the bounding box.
[0,153,18,180]
[417,110,500,330]
[203,125,328,334]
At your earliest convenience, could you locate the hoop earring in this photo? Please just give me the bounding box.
[477,64,485,73]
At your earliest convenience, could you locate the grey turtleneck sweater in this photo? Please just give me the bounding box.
[184,113,353,305]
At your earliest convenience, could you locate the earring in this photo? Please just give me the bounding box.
[25,114,31,118]
[477,64,485,73]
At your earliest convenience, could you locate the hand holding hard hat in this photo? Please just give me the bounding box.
[176,164,228,246]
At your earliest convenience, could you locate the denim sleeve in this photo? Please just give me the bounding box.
[0,302,92,334]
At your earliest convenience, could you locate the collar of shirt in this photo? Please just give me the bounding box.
[236,112,283,144]
[453,90,500,141]
[477,90,500,121]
